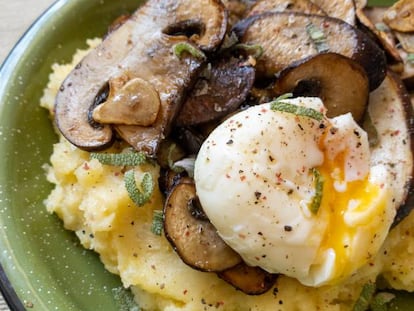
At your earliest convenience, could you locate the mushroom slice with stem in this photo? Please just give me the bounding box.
[92,77,161,126]
[273,53,369,121]
[163,179,242,272]
[233,12,386,91]
[218,263,278,295]
[55,0,227,153]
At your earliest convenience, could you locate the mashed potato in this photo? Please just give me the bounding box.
[40,40,414,310]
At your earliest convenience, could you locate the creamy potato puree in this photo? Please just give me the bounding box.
[40,40,414,310]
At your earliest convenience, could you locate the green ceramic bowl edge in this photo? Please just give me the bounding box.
[0,0,142,310]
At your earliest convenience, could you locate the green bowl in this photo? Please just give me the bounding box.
[0,0,143,310]
[0,0,410,310]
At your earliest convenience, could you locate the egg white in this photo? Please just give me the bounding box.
[194,97,396,286]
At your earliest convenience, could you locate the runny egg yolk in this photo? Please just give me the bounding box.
[194,97,396,287]
[314,151,390,284]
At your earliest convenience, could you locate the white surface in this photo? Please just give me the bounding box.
[0,0,57,308]
[0,0,56,64]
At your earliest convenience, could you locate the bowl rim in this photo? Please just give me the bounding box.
[0,264,24,310]
[0,0,66,309]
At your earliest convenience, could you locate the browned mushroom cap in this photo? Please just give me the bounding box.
[248,0,325,17]
[55,0,227,153]
[233,12,387,91]
[175,57,255,127]
[273,53,369,121]
[218,263,278,295]
[383,0,414,33]
[164,180,242,272]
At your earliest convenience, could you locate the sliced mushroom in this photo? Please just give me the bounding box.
[175,57,255,127]
[273,53,369,121]
[247,0,325,17]
[365,72,414,226]
[383,0,414,33]
[233,12,387,90]
[92,77,160,126]
[356,6,402,64]
[218,263,278,295]
[159,169,185,196]
[311,0,356,25]
[55,0,227,153]
[164,180,242,272]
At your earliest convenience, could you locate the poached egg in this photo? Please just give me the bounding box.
[194,97,396,286]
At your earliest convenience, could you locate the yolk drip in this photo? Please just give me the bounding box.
[316,152,386,281]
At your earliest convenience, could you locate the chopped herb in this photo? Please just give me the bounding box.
[273,93,293,102]
[124,170,154,207]
[306,23,329,53]
[233,43,264,59]
[90,151,146,166]
[309,168,324,214]
[270,99,324,122]
[353,283,376,311]
[407,53,414,65]
[352,283,395,311]
[151,210,164,236]
[173,42,206,60]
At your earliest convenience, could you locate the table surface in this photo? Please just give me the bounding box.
[0,1,57,309]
